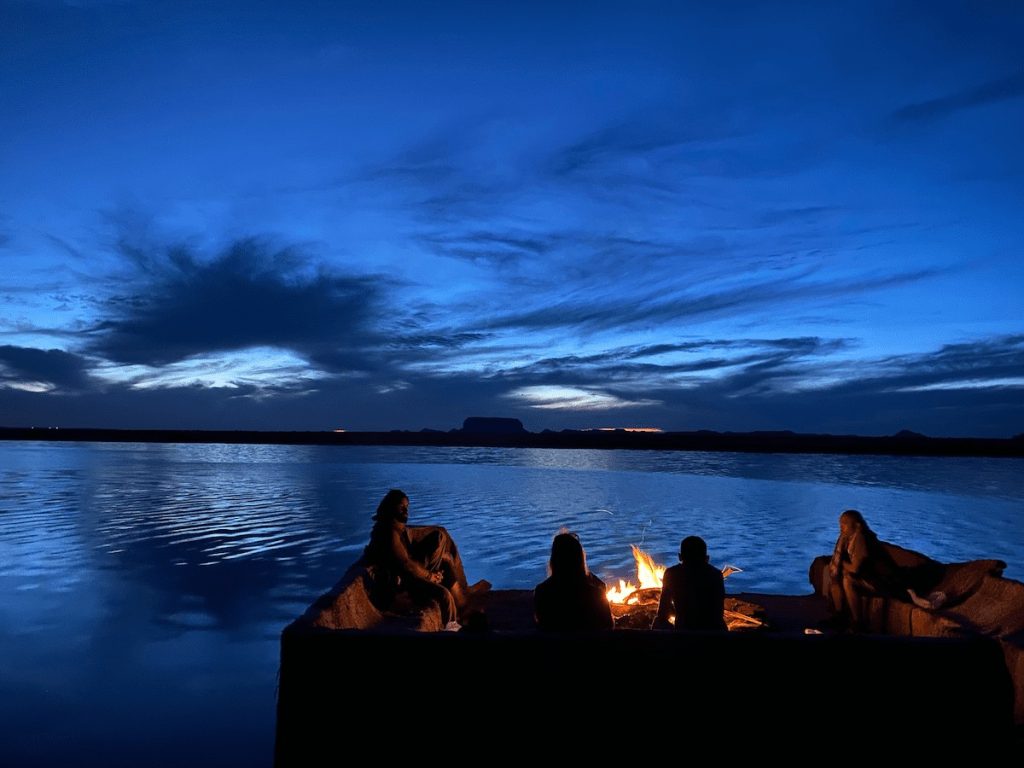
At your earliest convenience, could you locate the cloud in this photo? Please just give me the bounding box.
[843,334,1024,393]
[485,267,946,334]
[892,72,1024,123]
[0,345,93,390]
[504,337,848,384]
[88,237,387,371]
[1,334,1020,437]
[756,206,841,227]
[548,120,701,178]
[416,230,556,269]
[506,385,661,411]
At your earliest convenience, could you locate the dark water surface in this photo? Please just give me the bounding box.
[1,442,1021,765]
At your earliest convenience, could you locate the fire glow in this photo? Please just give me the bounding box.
[606,545,667,604]
[605,545,744,605]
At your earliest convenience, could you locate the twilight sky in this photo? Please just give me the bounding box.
[1,1,1022,436]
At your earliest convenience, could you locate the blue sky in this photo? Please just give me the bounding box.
[1,1,1022,435]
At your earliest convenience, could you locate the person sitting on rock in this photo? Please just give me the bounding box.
[826,509,916,629]
[534,532,614,631]
[362,488,488,625]
[652,535,727,631]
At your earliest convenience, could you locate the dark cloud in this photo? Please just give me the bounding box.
[0,344,93,390]
[839,334,1024,393]
[89,237,386,370]
[892,71,1024,123]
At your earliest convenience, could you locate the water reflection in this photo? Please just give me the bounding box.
[0,441,1021,766]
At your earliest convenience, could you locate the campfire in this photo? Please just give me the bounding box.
[605,545,762,630]
[606,545,667,605]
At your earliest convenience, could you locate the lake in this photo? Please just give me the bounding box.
[1,441,1021,766]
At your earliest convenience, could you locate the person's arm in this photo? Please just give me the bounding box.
[386,526,433,582]
[829,534,847,579]
[846,529,870,577]
[593,586,614,630]
[533,584,548,629]
[652,569,675,629]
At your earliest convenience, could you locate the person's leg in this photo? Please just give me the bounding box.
[409,527,468,588]
[842,577,863,630]
[408,526,489,610]
[406,577,458,625]
[827,577,845,616]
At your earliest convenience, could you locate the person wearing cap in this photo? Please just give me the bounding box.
[652,535,727,631]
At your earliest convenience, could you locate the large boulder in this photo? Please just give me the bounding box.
[809,542,1024,723]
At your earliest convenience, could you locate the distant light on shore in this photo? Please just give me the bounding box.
[333,428,346,433]
[589,427,664,433]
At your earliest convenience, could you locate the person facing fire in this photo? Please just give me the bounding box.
[652,535,727,631]
[534,531,614,631]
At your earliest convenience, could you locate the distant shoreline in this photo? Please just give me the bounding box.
[1,427,1022,458]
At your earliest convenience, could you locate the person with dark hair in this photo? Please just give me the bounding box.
[652,535,727,631]
[533,532,614,631]
[362,489,487,625]
[826,509,913,629]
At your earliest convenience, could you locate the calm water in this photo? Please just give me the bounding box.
[1,441,1022,766]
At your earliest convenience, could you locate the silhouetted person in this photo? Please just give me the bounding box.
[534,532,614,631]
[362,489,488,625]
[652,536,727,631]
[826,509,915,630]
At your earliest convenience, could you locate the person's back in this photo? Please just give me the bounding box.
[653,536,727,632]
[534,532,614,631]
[534,572,612,631]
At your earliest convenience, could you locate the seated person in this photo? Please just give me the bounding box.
[652,535,727,631]
[534,532,614,631]
[826,509,917,629]
[362,488,487,624]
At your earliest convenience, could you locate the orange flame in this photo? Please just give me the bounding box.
[606,546,742,605]
[606,545,667,604]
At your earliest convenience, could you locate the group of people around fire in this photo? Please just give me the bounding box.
[363,488,916,632]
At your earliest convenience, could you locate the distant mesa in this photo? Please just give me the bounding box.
[460,417,527,434]
[893,429,928,439]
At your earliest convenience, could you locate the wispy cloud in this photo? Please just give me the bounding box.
[416,230,556,269]
[892,72,1024,123]
[507,385,660,411]
[485,267,947,334]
